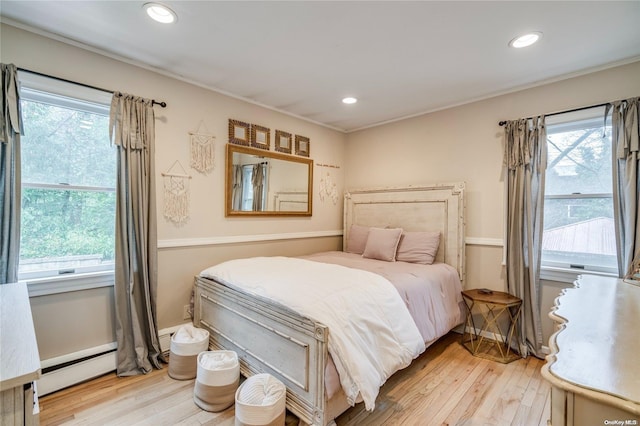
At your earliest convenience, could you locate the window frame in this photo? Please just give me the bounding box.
[17,72,116,295]
[539,108,618,282]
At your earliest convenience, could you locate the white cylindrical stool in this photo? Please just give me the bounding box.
[168,324,209,380]
[193,350,240,412]
[234,373,286,426]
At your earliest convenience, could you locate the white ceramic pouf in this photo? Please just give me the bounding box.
[234,373,286,426]
[193,350,240,412]
[168,324,209,380]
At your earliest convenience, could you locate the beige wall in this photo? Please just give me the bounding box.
[1,23,346,359]
[345,60,640,343]
[3,21,639,359]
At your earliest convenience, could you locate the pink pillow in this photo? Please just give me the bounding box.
[396,231,440,265]
[362,227,403,262]
[345,224,370,255]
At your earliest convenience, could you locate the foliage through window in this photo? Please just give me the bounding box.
[542,111,617,274]
[19,77,115,280]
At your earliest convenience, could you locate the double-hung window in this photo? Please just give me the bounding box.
[541,108,617,280]
[18,73,116,293]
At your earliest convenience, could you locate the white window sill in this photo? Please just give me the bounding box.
[24,271,114,297]
[540,266,618,284]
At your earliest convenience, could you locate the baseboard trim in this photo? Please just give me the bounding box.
[462,325,509,343]
[460,326,549,357]
[37,324,191,396]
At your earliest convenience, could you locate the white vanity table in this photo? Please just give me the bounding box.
[0,282,41,426]
[542,274,639,425]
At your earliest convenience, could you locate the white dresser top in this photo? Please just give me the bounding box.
[0,282,42,391]
[542,274,639,414]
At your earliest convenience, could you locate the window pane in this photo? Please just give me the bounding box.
[19,84,115,279]
[20,99,114,188]
[542,198,615,267]
[19,188,115,275]
[545,121,612,195]
[241,165,254,211]
[543,197,613,230]
[542,115,616,272]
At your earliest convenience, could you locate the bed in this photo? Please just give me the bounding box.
[194,183,466,425]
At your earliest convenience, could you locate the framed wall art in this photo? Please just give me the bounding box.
[228,119,250,146]
[275,130,292,154]
[295,135,310,157]
[251,124,270,150]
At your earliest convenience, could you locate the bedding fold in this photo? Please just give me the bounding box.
[200,256,425,410]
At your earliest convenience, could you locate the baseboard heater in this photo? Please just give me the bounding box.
[37,323,188,396]
[38,342,118,396]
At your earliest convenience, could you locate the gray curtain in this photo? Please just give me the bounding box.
[0,64,23,285]
[252,163,266,211]
[232,164,243,211]
[608,97,640,278]
[109,92,164,375]
[504,116,546,358]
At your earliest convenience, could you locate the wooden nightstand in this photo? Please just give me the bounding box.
[461,289,522,363]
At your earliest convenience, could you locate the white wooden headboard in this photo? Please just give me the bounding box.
[343,183,466,284]
[273,191,308,212]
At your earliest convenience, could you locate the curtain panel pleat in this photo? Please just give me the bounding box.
[109,92,164,375]
[232,165,243,211]
[504,117,546,358]
[608,97,640,278]
[0,63,23,285]
[252,163,265,211]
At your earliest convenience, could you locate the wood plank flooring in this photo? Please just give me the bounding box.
[38,333,550,426]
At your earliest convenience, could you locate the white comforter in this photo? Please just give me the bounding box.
[200,256,425,410]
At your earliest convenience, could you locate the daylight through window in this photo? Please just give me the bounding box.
[18,78,116,280]
[542,111,617,274]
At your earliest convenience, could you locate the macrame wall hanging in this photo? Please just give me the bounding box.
[317,163,340,205]
[189,121,216,173]
[162,161,192,223]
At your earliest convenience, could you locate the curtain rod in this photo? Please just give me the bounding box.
[498,100,620,127]
[17,67,167,108]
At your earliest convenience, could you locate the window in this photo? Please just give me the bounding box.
[18,73,115,283]
[542,110,617,276]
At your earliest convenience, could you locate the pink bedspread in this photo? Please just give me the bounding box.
[300,251,464,398]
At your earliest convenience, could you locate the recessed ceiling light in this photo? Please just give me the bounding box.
[144,3,177,24]
[342,97,358,104]
[509,32,542,48]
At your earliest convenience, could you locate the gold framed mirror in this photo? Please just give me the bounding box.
[226,144,313,216]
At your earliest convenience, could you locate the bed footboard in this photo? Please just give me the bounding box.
[194,276,330,426]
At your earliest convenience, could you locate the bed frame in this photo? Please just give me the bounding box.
[194,183,465,425]
[273,190,309,212]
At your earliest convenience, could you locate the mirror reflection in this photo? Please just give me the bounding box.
[226,144,313,216]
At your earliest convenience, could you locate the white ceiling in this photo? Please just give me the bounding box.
[1,1,639,132]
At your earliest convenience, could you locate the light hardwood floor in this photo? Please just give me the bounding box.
[38,333,550,426]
